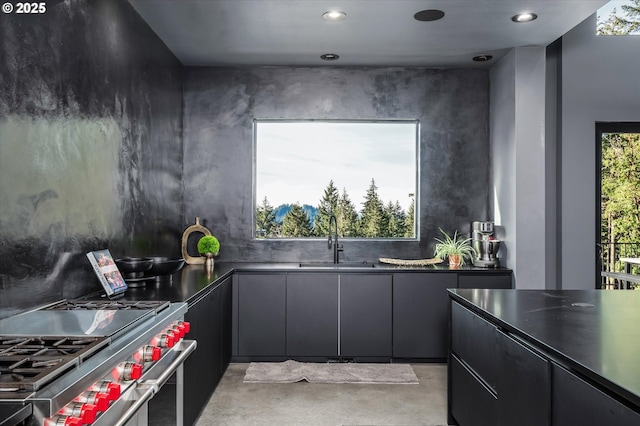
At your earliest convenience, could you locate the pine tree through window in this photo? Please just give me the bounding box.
[254,120,419,239]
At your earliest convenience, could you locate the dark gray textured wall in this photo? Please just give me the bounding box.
[0,0,183,317]
[183,67,490,263]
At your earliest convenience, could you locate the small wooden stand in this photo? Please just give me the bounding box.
[181,217,212,264]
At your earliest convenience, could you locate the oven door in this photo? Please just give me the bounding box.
[94,340,197,426]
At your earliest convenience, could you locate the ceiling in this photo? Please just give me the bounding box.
[128,0,609,68]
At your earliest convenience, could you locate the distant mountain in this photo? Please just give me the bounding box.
[274,204,318,226]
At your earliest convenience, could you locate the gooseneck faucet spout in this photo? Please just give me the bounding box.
[328,214,343,264]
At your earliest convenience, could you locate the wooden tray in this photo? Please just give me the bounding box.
[378,257,443,266]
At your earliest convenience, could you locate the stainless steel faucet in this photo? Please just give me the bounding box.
[328,214,343,264]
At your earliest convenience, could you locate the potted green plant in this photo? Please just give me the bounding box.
[433,228,475,269]
[197,235,220,269]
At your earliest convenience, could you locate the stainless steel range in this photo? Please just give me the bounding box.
[0,299,196,426]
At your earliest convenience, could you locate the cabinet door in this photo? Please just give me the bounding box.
[183,282,223,426]
[497,331,550,426]
[458,273,512,289]
[237,274,286,357]
[220,276,233,370]
[286,273,338,357]
[340,274,392,357]
[552,364,640,426]
[450,354,498,426]
[393,272,456,359]
[450,302,498,391]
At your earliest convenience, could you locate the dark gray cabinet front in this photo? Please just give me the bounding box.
[393,272,456,359]
[450,302,551,426]
[450,355,498,426]
[497,331,550,426]
[237,273,286,357]
[458,273,512,289]
[182,276,231,426]
[340,274,392,357]
[552,364,640,426]
[286,273,338,357]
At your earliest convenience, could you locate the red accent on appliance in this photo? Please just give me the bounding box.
[135,345,162,362]
[152,333,175,348]
[150,345,162,361]
[169,324,185,339]
[58,402,97,424]
[112,361,143,381]
[165,328,179,342]
[88,381,121,401]
[43,415,83,426]
[74,391,109,412]
[177,321,191,334]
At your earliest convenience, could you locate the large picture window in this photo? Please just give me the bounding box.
[254,119,419,240]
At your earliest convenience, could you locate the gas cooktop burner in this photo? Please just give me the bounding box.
[0,336,108,393]
[45,300,169,312]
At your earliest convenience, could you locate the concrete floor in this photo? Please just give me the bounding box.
[195,363,448,426]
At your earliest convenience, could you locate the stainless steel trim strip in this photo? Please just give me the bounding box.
[141,340,197,392]
[112,385,154,426]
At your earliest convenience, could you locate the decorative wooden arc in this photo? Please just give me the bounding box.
[181,217,212,264]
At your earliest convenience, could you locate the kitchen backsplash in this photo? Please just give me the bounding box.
[0,0,183,317]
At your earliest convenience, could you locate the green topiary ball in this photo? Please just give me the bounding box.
[197,235,220,255]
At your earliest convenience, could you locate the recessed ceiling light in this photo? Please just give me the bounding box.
[473,55,493,62]
[321,53,339,61]
[414,9,445,22]
[511,12,537,23]
[322,11,346,21]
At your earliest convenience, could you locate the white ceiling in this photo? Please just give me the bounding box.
[128,0,609,68]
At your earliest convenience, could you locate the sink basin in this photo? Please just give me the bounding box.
[299,262,375,268]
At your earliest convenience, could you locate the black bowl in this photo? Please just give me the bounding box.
[147,257,185,278]
[115,257,153,277]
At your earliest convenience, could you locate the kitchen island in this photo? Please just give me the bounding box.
[448,289,640,426]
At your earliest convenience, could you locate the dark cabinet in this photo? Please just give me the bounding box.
[340,274,392,358]
[552,364,640,426]
[449,297,640,426]
[450,302,498,391]
[449,302,551,426]
[183,276,232,426]
[450,354,498,426]
[496,331,550,426]
[236,273,286,357]
[393,272,456,359]
[458,273,512,289]
[286,273,338,357]
[231,269,512,361]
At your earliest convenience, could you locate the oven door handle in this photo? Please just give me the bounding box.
[111,384,155,426]
[142,339,197,392]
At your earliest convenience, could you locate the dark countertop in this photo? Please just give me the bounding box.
[0,403,31,426]
[448,289,640,409]
[101,262,511,306]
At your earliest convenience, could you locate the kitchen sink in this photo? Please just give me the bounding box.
[299,262,375,268]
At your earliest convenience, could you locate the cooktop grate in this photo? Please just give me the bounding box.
[0,336,108,392]
[44,300,169,312]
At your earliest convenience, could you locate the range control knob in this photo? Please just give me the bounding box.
[136,345,162,362]
[152,333,175,348]
[89,381,121,401]
[74,391,109,412]
[169,324,185,339]
[176,320,191,334]
[44,415,83,426]
[58,402,97,424]
[114,361,143,381]
[165,328,180,342]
